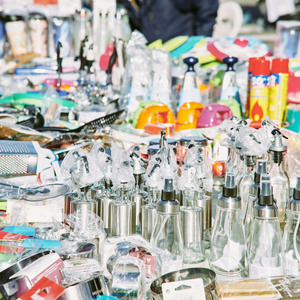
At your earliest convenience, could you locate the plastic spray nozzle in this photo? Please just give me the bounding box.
[161,177,176,201]
[81,156,90,173]
[225,172,236,189]
[258,179,274,206]
[222,172,237,198]
[254,159,267,183]
[159,129,167,148]
[296,177,300,191]
[260,173,270,182]
[257,160,267,174]
[260,180,272,197]
[164,178,173,192]
[183,56,198,72]
[294,177,300,200]
[223,56,238,72]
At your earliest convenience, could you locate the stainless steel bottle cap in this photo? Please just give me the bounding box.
[179,136,208,147]
[253,204,278,218]
[218,194,241,209]
[156,199,180,214]
[289,199,300,212]
[149,138,177,146]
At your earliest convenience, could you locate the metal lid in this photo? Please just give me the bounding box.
[147,145,160,156]
[253,203,278,218]
[149,138,177,146]
[156,199,180,213]
[179,136,208,147]
[23,183,69,201]
[289,198,300,212]
[218,194,241,209]
[270,134,287,152]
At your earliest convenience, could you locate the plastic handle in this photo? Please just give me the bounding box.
[183,56,198,72]
[223,56,238,72]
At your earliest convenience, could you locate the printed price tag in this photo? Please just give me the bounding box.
[162,278,206,300]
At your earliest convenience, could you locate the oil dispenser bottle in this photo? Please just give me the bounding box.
[269,129,289,229]
[108,181,136,237]
[210,172,246,275]
[150,178,183,272]
[181,188,205,264]
[130,152,148,234]
[244,159,268,239]
[141,163,161,241]
[283,177,300,276]
[238,154,256,220]
[248,178,284,278]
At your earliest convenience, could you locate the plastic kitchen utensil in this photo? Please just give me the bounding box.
[197,103,233,128]
[34,110,124,133]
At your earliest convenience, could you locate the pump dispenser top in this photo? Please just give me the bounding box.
[183,57,198,73]
[223,172,237,197]
[156,178,179,213]
[259,178,273,206]
[218,172,240,209]
[254,159,268,184]
[223,56,238,72]
[253,179,277,218]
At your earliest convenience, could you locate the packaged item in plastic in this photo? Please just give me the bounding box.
[216,278,278,299]
[111,256,146,299]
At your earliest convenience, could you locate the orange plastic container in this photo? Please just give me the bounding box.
[136,105,175,129]
[176,102,204,131]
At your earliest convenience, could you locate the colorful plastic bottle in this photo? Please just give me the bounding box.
[220,56,241,115]
[245,57,263,117]
[268,58,289,123]
[249,59,270,123]
[177,56,201,108]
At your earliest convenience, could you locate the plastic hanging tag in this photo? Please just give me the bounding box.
[162,278,206,300]
[17,276,65,300]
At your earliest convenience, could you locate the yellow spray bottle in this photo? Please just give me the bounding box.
[269,58,289,123]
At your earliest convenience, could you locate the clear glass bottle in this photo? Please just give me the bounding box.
[150,178,183,273]
[210,172,246,275]
[181,188,206,264]
[248,179,284,278]
[244,159,267,240]
[130,153,148,234]
[269,133,289,229]
[238,155,256,220]
[283,177,300,276]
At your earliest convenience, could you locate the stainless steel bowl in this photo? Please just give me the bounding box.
[150,267,216,300]
[58,275,110,300]
[0,251,51,299]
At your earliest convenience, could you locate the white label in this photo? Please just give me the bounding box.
[162,278,206,300]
